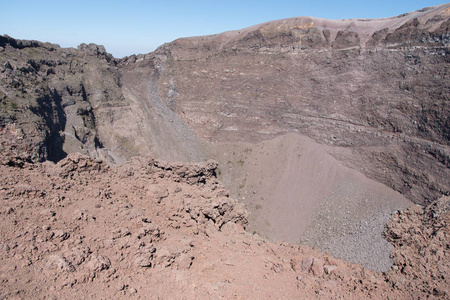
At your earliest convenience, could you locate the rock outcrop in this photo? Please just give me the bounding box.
[0,35,120,162]
[0,35,202,165]
[384,196,449,298]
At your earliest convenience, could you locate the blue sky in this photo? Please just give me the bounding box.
[1,0,448,58]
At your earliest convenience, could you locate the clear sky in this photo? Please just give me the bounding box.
[1,0,448,58]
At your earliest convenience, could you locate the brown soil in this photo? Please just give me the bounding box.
[0,126,449,299]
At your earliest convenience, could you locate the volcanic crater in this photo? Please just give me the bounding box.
[0,3,449,299]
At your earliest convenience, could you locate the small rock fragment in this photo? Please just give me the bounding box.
[86,255,111,272]
[176,253,194,270]
[41,209,56,217]
[311,259,324,277]
[46,254,75,272]
[134,256,152,267]
[324,265,337,275]
[301,257,314,272]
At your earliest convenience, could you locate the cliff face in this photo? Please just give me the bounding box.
[152,4,450,205]
[0,36,125,162]
[0,36,202,165]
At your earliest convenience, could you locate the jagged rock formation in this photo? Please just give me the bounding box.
[0,36,202,164]
[0,1,449,285]
[0,37,118,162]
[384,195,450,297]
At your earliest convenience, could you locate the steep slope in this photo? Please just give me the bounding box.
[207,133,412,272]
[1,5,448,203]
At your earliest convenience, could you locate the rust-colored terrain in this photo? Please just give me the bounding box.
[0,3,449,299]
[0,127,448,299]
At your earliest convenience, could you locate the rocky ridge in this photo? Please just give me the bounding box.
[156,5,450,58]
[0,128,448,299]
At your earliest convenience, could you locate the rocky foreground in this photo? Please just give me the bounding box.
[0,127,448,299]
